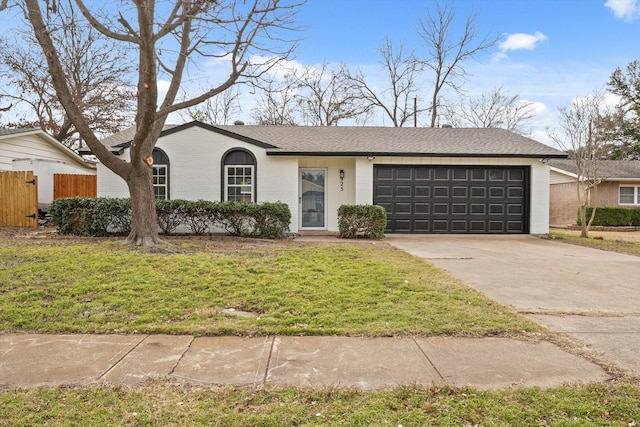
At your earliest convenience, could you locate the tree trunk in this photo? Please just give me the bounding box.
[579,205,589,238]
[124,166,163,246]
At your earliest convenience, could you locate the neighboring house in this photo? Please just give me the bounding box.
[93,121,566,234]
[0,128,96,211]
[549,159,640,227]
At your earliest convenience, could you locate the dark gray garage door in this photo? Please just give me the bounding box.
[374,165,529,234]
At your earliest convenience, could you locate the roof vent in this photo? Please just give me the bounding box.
[441,124,453,128]
[234,120,245,126]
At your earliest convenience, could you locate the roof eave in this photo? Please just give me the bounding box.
[266,151,569,158]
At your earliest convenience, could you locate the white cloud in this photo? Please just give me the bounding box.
[605,0,640,20]
[499,31,548,52]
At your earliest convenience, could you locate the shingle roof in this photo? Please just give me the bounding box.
[549,159,640,179]
[0,128,41,137]
[99,124,180,148]
[218,124,567,158]
[94,121,568,158]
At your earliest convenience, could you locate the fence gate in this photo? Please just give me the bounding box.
[0,171,38,228]
[54,174,97,199]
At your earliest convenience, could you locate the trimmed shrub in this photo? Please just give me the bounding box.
[578,206,640,226]
[181,200,220,235]
[50,197,131,236]
[156,199,187,234]
[337,204,386,239]
[50,197,292,239]
[249,202,291,238]
[218,201,291,238]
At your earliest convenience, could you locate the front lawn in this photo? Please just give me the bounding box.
[2,382,639,426]
[549,230,640,257]
[0,235,538,336]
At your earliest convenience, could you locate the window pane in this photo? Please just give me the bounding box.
[620,187,635,204]
[226,165,254,202]
[152,165,168,200]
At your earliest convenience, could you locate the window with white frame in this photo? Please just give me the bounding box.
[225,165,254,202]
[153,165,168,200]
[222,148,256,202]
[619,186,640,205]
[152,148,169,200]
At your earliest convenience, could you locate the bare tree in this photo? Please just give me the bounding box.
[11,0,303,246]
[548,92,609,238]
[181,88,242,125]
[0,4,135,148]
[252,61,369,126]
[251,75,298,125]
[443,85,535,134]
[418,1,498,127]
[293,62,369,126]
[347,37,425,127]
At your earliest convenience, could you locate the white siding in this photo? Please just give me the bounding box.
[550,169,576,184]
[0,132,89,171]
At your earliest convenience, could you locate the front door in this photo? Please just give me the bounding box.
[300,168,326,229]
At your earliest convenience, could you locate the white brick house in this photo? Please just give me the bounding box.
[94,121,566,234]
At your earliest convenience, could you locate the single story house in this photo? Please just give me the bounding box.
[0,128,96,211]
[94,121,566,234]
[549,159,640,227]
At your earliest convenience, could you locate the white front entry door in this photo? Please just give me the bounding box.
[300,168,327,229]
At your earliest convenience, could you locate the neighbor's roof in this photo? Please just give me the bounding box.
[0,128,41,137]
[549,159,640,180]
[96,121,568,158]
[0,127,96,168]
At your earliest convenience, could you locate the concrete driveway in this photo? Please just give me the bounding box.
[384,234,640,378]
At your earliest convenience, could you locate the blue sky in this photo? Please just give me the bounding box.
[285,0,640,144]
[1,0,638,147]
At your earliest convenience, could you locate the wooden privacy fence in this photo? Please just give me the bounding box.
[0,171,38,228]
[53,174,97,199]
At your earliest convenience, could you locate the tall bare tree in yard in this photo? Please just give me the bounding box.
[347,37,425,127]
[8,0,303,246]
[443,85,536,134]
[548,92,608,238]
[0,5,134,148]
[418,1,497,127]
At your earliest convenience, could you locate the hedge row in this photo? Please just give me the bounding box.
[577,206,640,226]
[50,197,291,238]
[337,204,387,239]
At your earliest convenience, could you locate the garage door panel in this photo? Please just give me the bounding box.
[375,167,393,180]
[374,165,529,234]
[414,203,430,214]
[470,221,487,232]
[395,203,412,214]
[414,220,430,231]
[415,186,430,197]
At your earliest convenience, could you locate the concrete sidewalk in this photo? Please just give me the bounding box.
[0,333,608,390]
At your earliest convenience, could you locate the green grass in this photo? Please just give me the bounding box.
[2,382,640,426]
[0,237,537,336]
[4,234,640,424]
[548,231,640,257]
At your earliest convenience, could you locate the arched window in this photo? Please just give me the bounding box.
[152,148,170,200]
[222,148,256,202]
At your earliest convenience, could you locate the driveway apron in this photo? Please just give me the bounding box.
[384,234,640,377]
